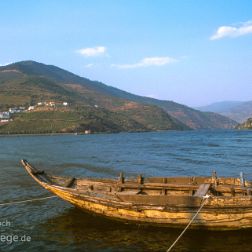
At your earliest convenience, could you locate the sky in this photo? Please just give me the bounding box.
[0,0,252,107]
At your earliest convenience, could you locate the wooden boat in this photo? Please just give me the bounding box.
[21,159,252,230]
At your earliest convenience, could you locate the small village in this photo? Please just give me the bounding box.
[0,101,69,124]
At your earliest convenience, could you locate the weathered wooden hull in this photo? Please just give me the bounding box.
[21,160,252,230]
[43,185,252,230]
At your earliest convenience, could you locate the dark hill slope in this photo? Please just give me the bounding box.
[62,74,237,129]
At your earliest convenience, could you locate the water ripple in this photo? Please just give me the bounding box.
[1,130,252,251]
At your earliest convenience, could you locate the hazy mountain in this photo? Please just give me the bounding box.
[224,101,252,123]
[197,101,252,123]
[197,101,243,113]
[0,61,237,134]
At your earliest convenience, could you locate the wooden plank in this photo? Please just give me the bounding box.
[194,183,210,197]
[215,185,252,193]
[117,190,141,195]
[120,182,199,190]
[117,195,202,207]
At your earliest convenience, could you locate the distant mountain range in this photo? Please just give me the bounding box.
[0,61,237,134]
[197,101,252,123]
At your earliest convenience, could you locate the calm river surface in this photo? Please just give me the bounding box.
[1,130,252,251]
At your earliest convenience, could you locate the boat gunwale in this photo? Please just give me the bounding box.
[20,159,252,209]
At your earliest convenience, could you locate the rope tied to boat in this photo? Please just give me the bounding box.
[166,194,211,252]
[0,195,57,207]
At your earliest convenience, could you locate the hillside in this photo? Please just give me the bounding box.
[0,61,237,134]
[68,75,237,129]
[198,101,252,123]
[236,118,252,129]
[0,61,186,134]
[0,109,151,134]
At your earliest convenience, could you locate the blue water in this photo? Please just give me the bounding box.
[0,130,252,251]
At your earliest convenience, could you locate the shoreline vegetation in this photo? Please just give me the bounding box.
[0,132,78,137]
[0,109,186,135]
[0,132,149,137]
[0,130,183,137]
[236,118,252,130]
[1,128,250,138]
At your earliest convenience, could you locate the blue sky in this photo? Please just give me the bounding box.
[0,0,252,106]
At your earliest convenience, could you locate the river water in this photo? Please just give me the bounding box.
[0,130,252,251]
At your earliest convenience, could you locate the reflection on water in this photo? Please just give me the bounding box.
[6,206,252,252]
[39,208,252,252]
[1,130,252,251]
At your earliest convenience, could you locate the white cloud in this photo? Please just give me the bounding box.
[112,56,177,69]
[76,46,106,57]
[210,21,252,40]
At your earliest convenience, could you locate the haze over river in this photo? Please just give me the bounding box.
[1,130,252,251]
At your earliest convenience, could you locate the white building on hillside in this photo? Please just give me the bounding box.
[28,106,35,111]
[0,112,10,119]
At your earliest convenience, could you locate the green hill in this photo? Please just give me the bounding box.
[236,118,252,130]
[0,61,187,134]
[0,60,237,134]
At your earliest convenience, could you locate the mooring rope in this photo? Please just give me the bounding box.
[166,195,210,252]
[0,195,57,207]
